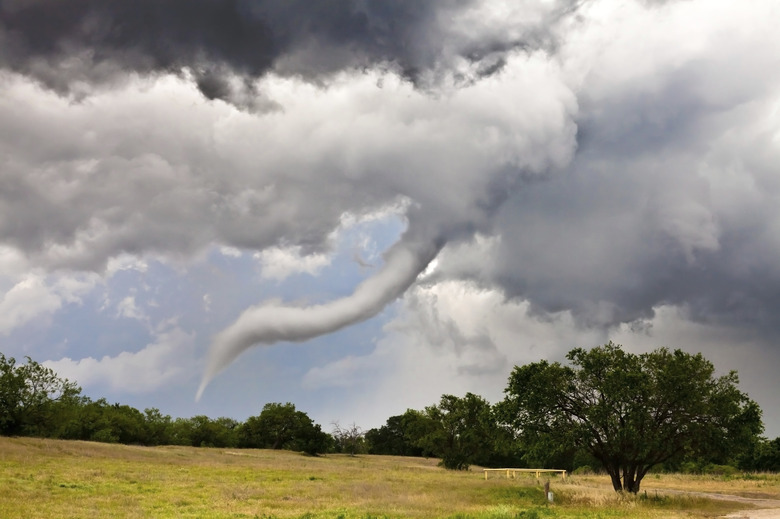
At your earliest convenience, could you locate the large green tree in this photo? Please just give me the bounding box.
[421,393,511,470]
[0,353,81,436]
[499,342,763,493]
[239,402,329,455]
[365,409,438,457]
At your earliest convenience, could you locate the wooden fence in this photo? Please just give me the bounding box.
[483,468,567,481]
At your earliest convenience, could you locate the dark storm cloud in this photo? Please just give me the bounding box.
[0,0,561,104]
[432,0,780,339]
[473,158,780,334]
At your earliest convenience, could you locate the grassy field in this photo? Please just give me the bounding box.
[1,437,778,518]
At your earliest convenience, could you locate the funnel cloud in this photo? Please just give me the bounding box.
[197,233,444,399]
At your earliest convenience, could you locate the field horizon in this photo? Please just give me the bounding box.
[1,436,778,518]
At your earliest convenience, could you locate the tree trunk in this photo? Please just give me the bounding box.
[607,465,623,491]
[623,470,636,493]
[625,470,645,493]
[622,464,644,493]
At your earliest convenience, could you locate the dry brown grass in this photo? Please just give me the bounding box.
[552,472,780,518]
[0,437,541,518]
[569,472,780,500]
[1,437,776,518]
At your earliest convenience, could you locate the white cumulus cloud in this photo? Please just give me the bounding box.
[44,325,196,393]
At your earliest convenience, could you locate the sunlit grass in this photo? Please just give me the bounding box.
[570,471,780,501]
[0,437,775,518]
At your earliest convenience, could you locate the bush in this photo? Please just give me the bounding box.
[679,461,740,476]
[572,465,594,475]
[701,464,740,476]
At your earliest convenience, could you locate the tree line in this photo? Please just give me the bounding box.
[365,343,778,493]
[0,353,327,452]
[2,344,779,493]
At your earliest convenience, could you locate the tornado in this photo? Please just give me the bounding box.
[196,233,443,399]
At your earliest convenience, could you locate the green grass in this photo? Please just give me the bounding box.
[0,437,775,518]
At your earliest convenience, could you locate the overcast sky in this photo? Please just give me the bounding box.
[1,0,779,438]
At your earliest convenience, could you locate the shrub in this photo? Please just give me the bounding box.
[572,465,593,475]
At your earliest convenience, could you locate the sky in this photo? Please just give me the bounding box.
[1,0,779,438]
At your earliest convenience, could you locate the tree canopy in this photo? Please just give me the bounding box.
[0,353,80,437]
[499,342,763,493]
[421,393,516,470]
[239,402,329,455]
[365,409,437,457]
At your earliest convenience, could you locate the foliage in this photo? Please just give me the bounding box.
[572,465,595,475]
[365,409,439,457]
[0,353,81,436]
[499,342,764,493]
[0,352,329,455]
[294,421,331,456]
[421,393,514,470]
[170,415,240,448]
[739,436,780,472]
[52,397,168,445]
[142,407,174,445]
[331,421,365,456]
[239,402,329,455]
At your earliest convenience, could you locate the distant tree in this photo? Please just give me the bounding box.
[56,398,114,442]
[293,421,330,456]
[55,398,147,444]
[143,408,173,446]
[0,353,81,437]
[212,417,241,448]
[366,418,402,455]
[105,403,148,444]
[45,390,86,439]
[332,421,364,456]
[188,416,214,447]
[239,402,328,455]
[366,409,442,457]
[240,402,299,449]
[421,393,507,470]
[499,342,763,493]
[169,417,196,446]
[739,436,780,472]
[175,415,239,448]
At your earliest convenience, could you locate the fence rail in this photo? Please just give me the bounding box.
[483,468,567,480]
